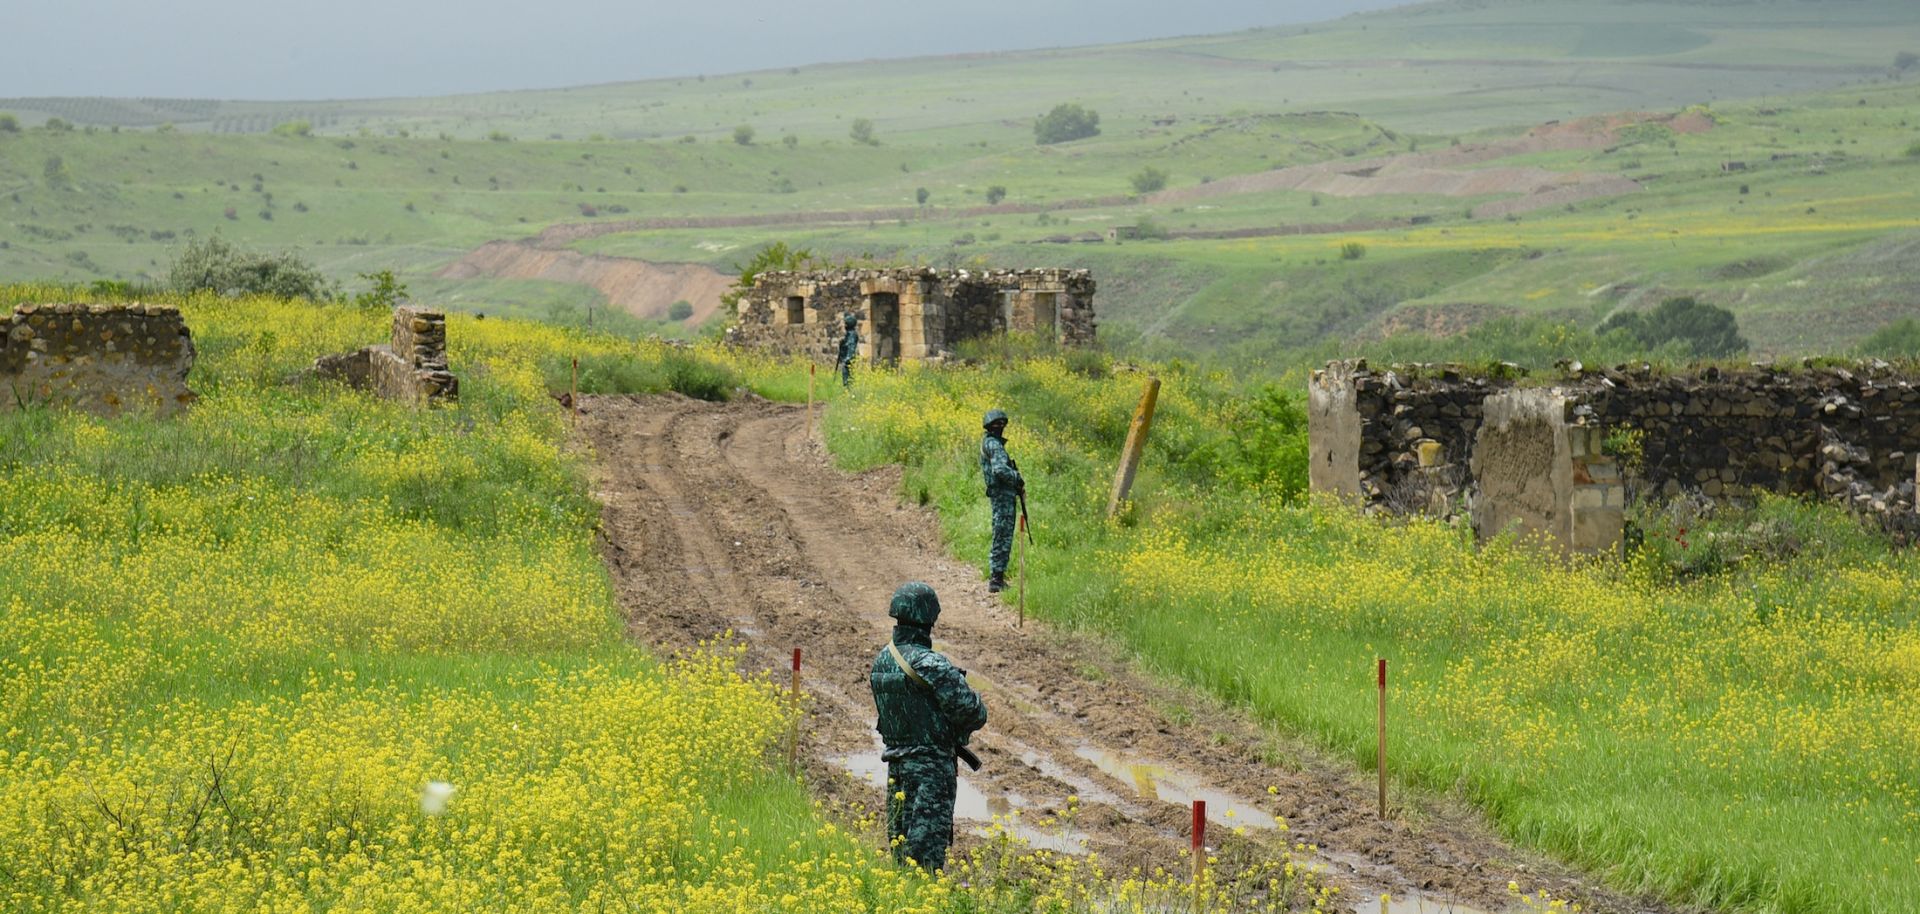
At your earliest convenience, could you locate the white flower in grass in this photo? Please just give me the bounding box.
[421,781,457,816]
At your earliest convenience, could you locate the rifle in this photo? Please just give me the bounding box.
[1017,490,1034,544]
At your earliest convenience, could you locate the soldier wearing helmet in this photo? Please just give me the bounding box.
[869,582,987,873]
[979,409,1024,593]
[835,312,861,388]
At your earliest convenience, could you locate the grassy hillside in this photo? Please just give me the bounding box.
[3,0,1920,357]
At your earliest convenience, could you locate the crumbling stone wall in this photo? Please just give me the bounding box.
[314,306,458,405]
[728,268,1096,364]
[2,303,195,416]
[1310,359,1920,551]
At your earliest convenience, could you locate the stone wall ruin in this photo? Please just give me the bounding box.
[1309,359,1920,552]
[2,303,196,416]
[313,306,458,405]
[728,268,1095,364]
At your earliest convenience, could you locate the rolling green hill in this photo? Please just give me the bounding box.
[4,0,1920,358]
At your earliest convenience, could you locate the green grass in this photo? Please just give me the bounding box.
[824,355,1920,914]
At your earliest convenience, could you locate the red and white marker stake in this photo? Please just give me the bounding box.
[1191,799,1206,885]
[1376,657,1388,819]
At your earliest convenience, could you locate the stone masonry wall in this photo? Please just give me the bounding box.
[1310,359,1920,549]
[1,303,196,417]
[313,306,458,405]
[729,267,1095,365]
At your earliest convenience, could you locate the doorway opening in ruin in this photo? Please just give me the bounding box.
[867,293,900,364]
[1032,292,1058,341]
[785,296,805,325]
[998,290,1017,333]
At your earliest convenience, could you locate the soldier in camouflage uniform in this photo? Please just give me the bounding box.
[869,582,987,873]
[979,409,1024,593]
[835,312,861,388]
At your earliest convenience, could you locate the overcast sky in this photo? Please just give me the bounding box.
[4,0,1408,100]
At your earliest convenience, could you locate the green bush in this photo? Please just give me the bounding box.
[1597,295,1748,358]
[353,270,407,312]
[1033,103,1100,145]
[667,300,694,321]
[167,236,337,301]
[0,113,19,133]
[272,120,312,137]
[984,185,1007,205]
[663,349,738,401]
[849,118,877,146]
[1906,140,1920,158]
[732,124,755,146]
[915,187,930,205]
[1857,317,1920,358]
[1129,166,1168,194]
[1339,241,1367,261]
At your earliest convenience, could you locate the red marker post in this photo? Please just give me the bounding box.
[1190,799,1206,887]
[787,648,803,772]
[1376,657,1388,819]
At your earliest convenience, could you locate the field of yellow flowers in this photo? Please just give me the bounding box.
[825,351,1920,914]
[3,289,1284,914]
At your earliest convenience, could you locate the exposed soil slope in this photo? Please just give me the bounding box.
[436,241,732,323]
[580,393,1677,914]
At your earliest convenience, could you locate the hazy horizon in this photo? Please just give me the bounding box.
[4,0,1407,100]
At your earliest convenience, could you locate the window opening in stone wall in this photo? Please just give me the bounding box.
[867,292,901,364]
[786,296,805,325]
[1033,292,1058,341]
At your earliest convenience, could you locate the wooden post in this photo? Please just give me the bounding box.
[569,357,579,428]
[1190,799,1206,894]
[1376,658,1387,819]
[788,648,803,772]
[1016,514,1027,629]
[806,362,816,440]
[1106,376,1161,518]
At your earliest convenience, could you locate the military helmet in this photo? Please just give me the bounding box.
[843,312,858,328]
[982,408,1009,429]
[888,582,942,627]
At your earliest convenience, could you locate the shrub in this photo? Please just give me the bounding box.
[1129,166,1168,194]
[1907,140,1920,159]
[167,236,337,301]
[781,133,798,149]
[353,270,408,312]
[662,349,737,401]
[271,120,312,137]
[1133,216,1169,240]
[0,113,19,133]
[732,124,755,146]
[43,117,73,132]
[915,187,930,206]
[1857,317,1920,359]
[984,185,1007,205]
[667,300,694,321]
[1597,295,1748,358]
[487,130,512,142]
[849,118,877,146]
[42,155,71,187]
[1033,103,1100,145]
[1339,241,1367,261]
[721,241,812,309]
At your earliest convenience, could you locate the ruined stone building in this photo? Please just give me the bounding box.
[313,306,459,405]
[1310,359,1920,553]
[729,268,1095,364]
[2,303,196,416]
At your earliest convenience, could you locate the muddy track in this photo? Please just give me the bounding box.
[581,394,1677,914]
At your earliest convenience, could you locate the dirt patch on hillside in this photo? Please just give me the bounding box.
[436,241,732,324]
[581,394,1679,914]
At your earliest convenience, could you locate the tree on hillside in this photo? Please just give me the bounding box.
[916,187,930,206]
[42,155,71,188]
[168,236,336,301]
[668,300,694,321]
[733,124,755,146]
[1129,166,1168,194]
[0,113,19,133]
[43,117,73,132]
[1034,103,1100,145]
[1597,296,1748,358]
[722,241,814,309]
[984,185,1007,205]
[849,118,877,146]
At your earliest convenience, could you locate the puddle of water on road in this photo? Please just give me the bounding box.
[1072,747,1280,831]
[834,751,1090,853]
[1351,896,1504,914]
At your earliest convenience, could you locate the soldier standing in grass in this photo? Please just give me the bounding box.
[979,409,1024,594]
[835,312,861,388]
[870,582,987,873]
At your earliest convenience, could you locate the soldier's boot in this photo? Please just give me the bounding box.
[988,573,1007,593]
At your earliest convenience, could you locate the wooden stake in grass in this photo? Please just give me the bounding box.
[1190,799,1206,884]
[1106,376,1161,518]
[1016,513,1027,629]
[788,648,803,773]
[569,356,579,428]
[1377,657,1388,819]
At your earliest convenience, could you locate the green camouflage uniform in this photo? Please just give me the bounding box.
[869,583,986,873]
[979,410,1023,582]
[836,314,860,388]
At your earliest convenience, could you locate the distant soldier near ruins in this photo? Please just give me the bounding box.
[979,409,1024,593]
[869,582,987,873]
[836,312,861,388]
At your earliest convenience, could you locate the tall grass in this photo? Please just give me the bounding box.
[826,357,1920,914]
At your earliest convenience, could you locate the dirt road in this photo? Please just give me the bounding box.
[581,394,1670,914]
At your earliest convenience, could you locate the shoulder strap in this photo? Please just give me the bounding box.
[887,641,932,691]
